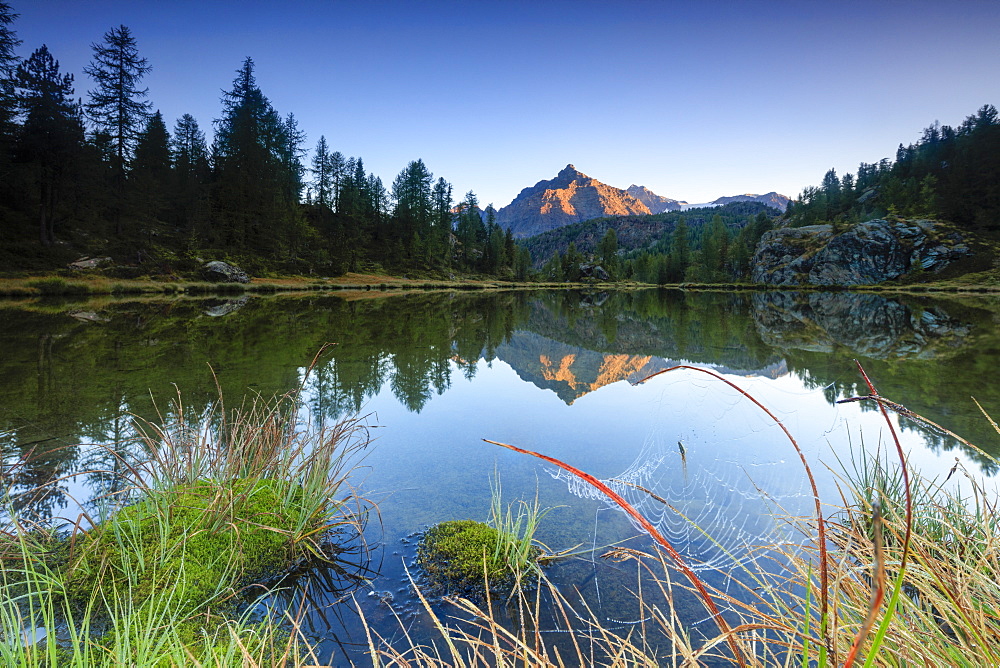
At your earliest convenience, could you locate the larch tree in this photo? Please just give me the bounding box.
[84,24,151,235]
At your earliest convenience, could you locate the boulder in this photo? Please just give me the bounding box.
[202,260,250,284]
[68,256,112,270]
[752,219,973,286]
[579,263,610,281]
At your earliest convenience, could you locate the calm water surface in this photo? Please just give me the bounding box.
[2,288,998,663]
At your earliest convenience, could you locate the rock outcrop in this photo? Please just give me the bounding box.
[751,219,972,286]
[496,165,653,238]
[203,260,251,284]
[625,185,683,213]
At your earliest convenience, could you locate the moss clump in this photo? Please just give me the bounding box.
[417,520,512,594]
[65,477,302,611]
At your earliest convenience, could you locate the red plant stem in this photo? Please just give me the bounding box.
[639,365,831,645]
[482,438,748,668]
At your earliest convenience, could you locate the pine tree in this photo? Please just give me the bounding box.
[667,216,690,280]
[391,159,433,256]
[213,57,298,255]
[130,110,171,226]
[0,1,21,141]
[311,135,333,208]
[85,25,151,235]
[597,227,619,279]
[431,176,453,265]
[171,113,209,240]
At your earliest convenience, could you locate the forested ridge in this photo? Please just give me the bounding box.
[523,202,779,284]
[787,104,1000,232]
[0,5,527,279]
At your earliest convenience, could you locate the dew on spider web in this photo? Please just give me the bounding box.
[550,368,821,577]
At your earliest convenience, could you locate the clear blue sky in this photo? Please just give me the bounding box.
[10,0,1000,207]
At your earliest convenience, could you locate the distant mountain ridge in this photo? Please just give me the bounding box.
[710,192,790,210]
[625,184,684,213]
[497,165,788,238]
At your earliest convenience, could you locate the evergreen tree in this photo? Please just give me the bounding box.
[311,135,333,208]
[0,1,20,140]
[597,227,619,278]
[15,45,84,246]
[391,159,433,261]
[667,216,690,280]
[431,177,453,265]
[213,57,298,255]
[171,113,209,239]
[84,25,151,236]
[130,110,171,227]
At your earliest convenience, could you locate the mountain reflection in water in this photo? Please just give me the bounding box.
[2,288,999,525]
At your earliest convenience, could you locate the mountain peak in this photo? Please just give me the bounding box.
[497,166,651,237]
[557,164,586,180]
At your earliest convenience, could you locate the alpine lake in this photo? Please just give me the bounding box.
[3,287,999,664]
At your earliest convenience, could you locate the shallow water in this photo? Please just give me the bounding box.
[2,288,998,662]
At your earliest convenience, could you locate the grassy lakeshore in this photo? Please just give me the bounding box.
[5,268,1000,300]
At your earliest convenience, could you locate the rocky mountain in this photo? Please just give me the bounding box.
[625,185,684,213]
[496,165,653,238]
[711,192,790,211]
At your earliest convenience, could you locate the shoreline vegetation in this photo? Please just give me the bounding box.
[5,362,1000,665]
[4,270,1000,300]
[2,368,374,666]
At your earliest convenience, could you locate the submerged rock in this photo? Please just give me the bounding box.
[751,219,973,286]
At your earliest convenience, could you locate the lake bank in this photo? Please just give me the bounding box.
[5,268,1000,299]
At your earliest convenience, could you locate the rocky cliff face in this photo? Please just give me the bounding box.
[496,165,653,238]
[751,219,973,286]
[625,184,683,213]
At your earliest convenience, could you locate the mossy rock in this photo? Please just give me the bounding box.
[417,520,510,594]
[417,520,541,595]
[65,477,303,611]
